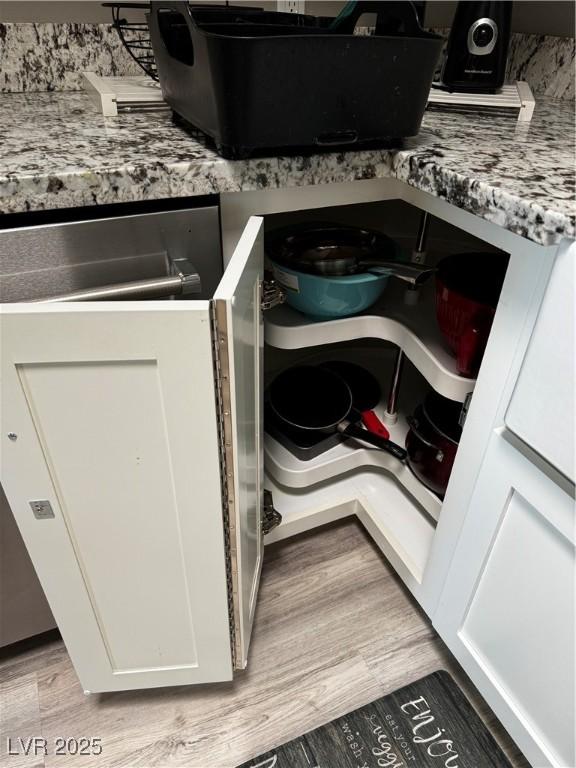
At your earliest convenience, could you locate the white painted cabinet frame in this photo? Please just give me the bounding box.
[2,171,572,768]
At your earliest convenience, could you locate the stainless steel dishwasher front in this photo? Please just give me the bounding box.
[0,203,223,303]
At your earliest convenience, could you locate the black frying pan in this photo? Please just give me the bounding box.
[269,366,407,462]
[321,360,390,439]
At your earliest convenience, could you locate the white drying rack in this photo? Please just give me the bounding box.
[427,81,535,123]
[83,72,167,117]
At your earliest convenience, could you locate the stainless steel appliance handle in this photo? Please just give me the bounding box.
[30,259,201,303]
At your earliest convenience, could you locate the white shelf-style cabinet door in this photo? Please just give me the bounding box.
[434,431,575,768]
[0,216,265,692]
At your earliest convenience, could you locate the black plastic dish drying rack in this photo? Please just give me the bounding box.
[105,1,443,159]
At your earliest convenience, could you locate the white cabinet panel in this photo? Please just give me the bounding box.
[435,432,575,768]
[0,486,56,647]
[18,359,205,671]
[506,239,575,482]
[1,304,233,691]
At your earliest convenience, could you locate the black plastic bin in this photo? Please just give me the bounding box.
[149,1,443,159]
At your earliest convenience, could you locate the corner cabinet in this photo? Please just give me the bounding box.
[2,178,573,768]
[0,216,266,693]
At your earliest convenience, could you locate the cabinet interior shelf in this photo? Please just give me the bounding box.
[265,280,476,404]
[264,394,440,590]
[264,467,436,590]
[265,410,441,523]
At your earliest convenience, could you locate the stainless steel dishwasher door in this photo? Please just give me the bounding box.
[0,204,222,303]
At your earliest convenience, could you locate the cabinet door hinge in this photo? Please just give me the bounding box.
[262,489,282,535]
[210,300,241,670]
[261,279,286,312]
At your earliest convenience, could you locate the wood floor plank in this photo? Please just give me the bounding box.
[0,673,44,768]
[0,634,64,687]
[1,519,529,768]
[103,653,383,767]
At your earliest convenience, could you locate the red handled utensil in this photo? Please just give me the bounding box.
[361,409,390,440]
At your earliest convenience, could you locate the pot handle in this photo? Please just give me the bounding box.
[362,260,436,287]
[407,416,444,462]
[339,421,407,461]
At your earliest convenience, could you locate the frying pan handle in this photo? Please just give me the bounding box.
[340,421,407,461]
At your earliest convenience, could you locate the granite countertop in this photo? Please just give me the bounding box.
[0,91,574,246]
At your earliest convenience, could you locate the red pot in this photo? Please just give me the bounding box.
[435,252,509,377]
[405,392,463,497]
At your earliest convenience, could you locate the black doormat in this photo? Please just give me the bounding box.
[238,671,512,767]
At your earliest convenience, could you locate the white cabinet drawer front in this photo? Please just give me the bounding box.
[461,486,574,768]
[1,305,233,691]
[506,239,575,482]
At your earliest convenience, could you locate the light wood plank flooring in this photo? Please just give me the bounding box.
[0,519,529,768]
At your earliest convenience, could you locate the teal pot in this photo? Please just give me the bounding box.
[270,261,390,319]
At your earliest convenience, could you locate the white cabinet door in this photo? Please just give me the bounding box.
[434,431,575,768]
[0,217,264,692]
[213,216,265,669]
[505,239,575,483]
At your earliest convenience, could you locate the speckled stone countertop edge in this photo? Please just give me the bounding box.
[1,156,572,247]
[390,152,574,246]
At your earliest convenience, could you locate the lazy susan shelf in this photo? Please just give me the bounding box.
[265,281,476,403]
[264,471,435,588]
[264,410,441,523]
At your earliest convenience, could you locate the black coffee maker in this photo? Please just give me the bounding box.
[441,1,513,93]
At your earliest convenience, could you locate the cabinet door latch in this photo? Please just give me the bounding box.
[459,392,473,428]
[262,489,282,535]
[261,279,286,312]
